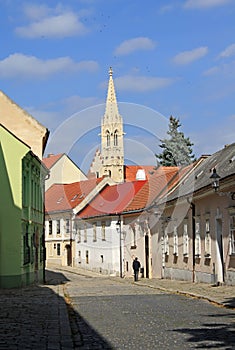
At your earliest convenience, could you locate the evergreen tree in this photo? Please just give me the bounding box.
[156,116,196,166]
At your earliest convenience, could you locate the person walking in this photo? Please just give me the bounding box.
[132,257,141,281]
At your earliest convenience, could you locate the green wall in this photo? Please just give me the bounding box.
[0,126,46,287]
[0,127,29,287]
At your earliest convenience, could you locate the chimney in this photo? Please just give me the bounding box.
[136,169,146,181]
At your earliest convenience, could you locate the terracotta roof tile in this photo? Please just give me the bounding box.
[124,165,157,181]
[77,180,146,219]
[77,166,180,219]
[45,178,103,213]
[42,153,64,169]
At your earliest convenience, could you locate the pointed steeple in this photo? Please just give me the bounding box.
[104,67,119,120]
[99,67,124,183]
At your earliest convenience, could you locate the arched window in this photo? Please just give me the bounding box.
[114,130,118,146]
[106,131,110,147]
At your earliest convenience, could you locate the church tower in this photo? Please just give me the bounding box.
[100,67,124,183]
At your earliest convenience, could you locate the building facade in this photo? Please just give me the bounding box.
[43,153,87,191]
[44,177,115,267]
[0,124,48,287]
[149,144,235,286]
[0,91,49,288]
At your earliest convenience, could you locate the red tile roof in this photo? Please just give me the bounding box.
[125,167,179,212]
[42,153,64,169]
[77,166,180,219]
[124,165,157,181]
[45,178,103,213]
[77,180,147,219]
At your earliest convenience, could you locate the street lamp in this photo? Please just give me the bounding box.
[116,217,123,278]
[210,168,235,199]
[210,168,220,192]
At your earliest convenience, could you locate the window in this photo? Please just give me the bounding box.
[23,224,30,265]
[78,250,81,264]
[86,250,89,264]
[163,229,169,255]
[57,243,61,256]
[173,226,178,256]
[131,225,136,248]
[130,225,137,248]
[77,227,81,243]
[101,221,106,241]
[93,223,97,242]
[56,220,60,234]
[106,131,110,147]
[114,130,118,146]
[49,220,52,235]
[195,222,201,257]
[22,174,29,207]
[66,219,70,233]
[205,219,211,257]
[84,224,87,242]
[229,215,235,255]
[183,223,189,257]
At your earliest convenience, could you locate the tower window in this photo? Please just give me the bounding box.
[114,130,118,146]
[106,131,110,147]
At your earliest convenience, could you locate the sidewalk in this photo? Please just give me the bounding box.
[51,265,235,310]
[0,275,73,350]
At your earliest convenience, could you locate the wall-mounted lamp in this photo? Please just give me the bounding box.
[210,168,235,200]
[210,168,220,192]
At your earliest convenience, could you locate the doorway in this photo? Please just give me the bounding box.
[215,218,224,284]
[145,235,149,278]
[66,245,72,266]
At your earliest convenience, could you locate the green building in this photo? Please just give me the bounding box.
[0,124,48,287]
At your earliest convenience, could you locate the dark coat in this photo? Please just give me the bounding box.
[132,259,140,271]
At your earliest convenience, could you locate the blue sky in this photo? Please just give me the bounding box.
[1,0,235,172]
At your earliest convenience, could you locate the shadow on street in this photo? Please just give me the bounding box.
[222,297,235,309]
[172,312,235,349]
[0,270,113,349]
[45,268,70,285]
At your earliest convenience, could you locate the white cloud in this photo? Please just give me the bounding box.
[219,43,235,58]
[114,37,156,56]
[23,3,51,20]
[203,66,219,76]
[0,53,98,79]
[115,75,174,92]
[173,47,208,65]
[184,0,231,9]
[15,8,88,38]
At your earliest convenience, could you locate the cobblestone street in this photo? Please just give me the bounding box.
[0,267,234,349]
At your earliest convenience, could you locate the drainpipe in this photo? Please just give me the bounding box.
[191,202,196,283]
[116,215,123,278]
[188,198,196,283]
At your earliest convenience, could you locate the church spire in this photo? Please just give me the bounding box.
[104,67,119,119]
[100,67,124,183]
